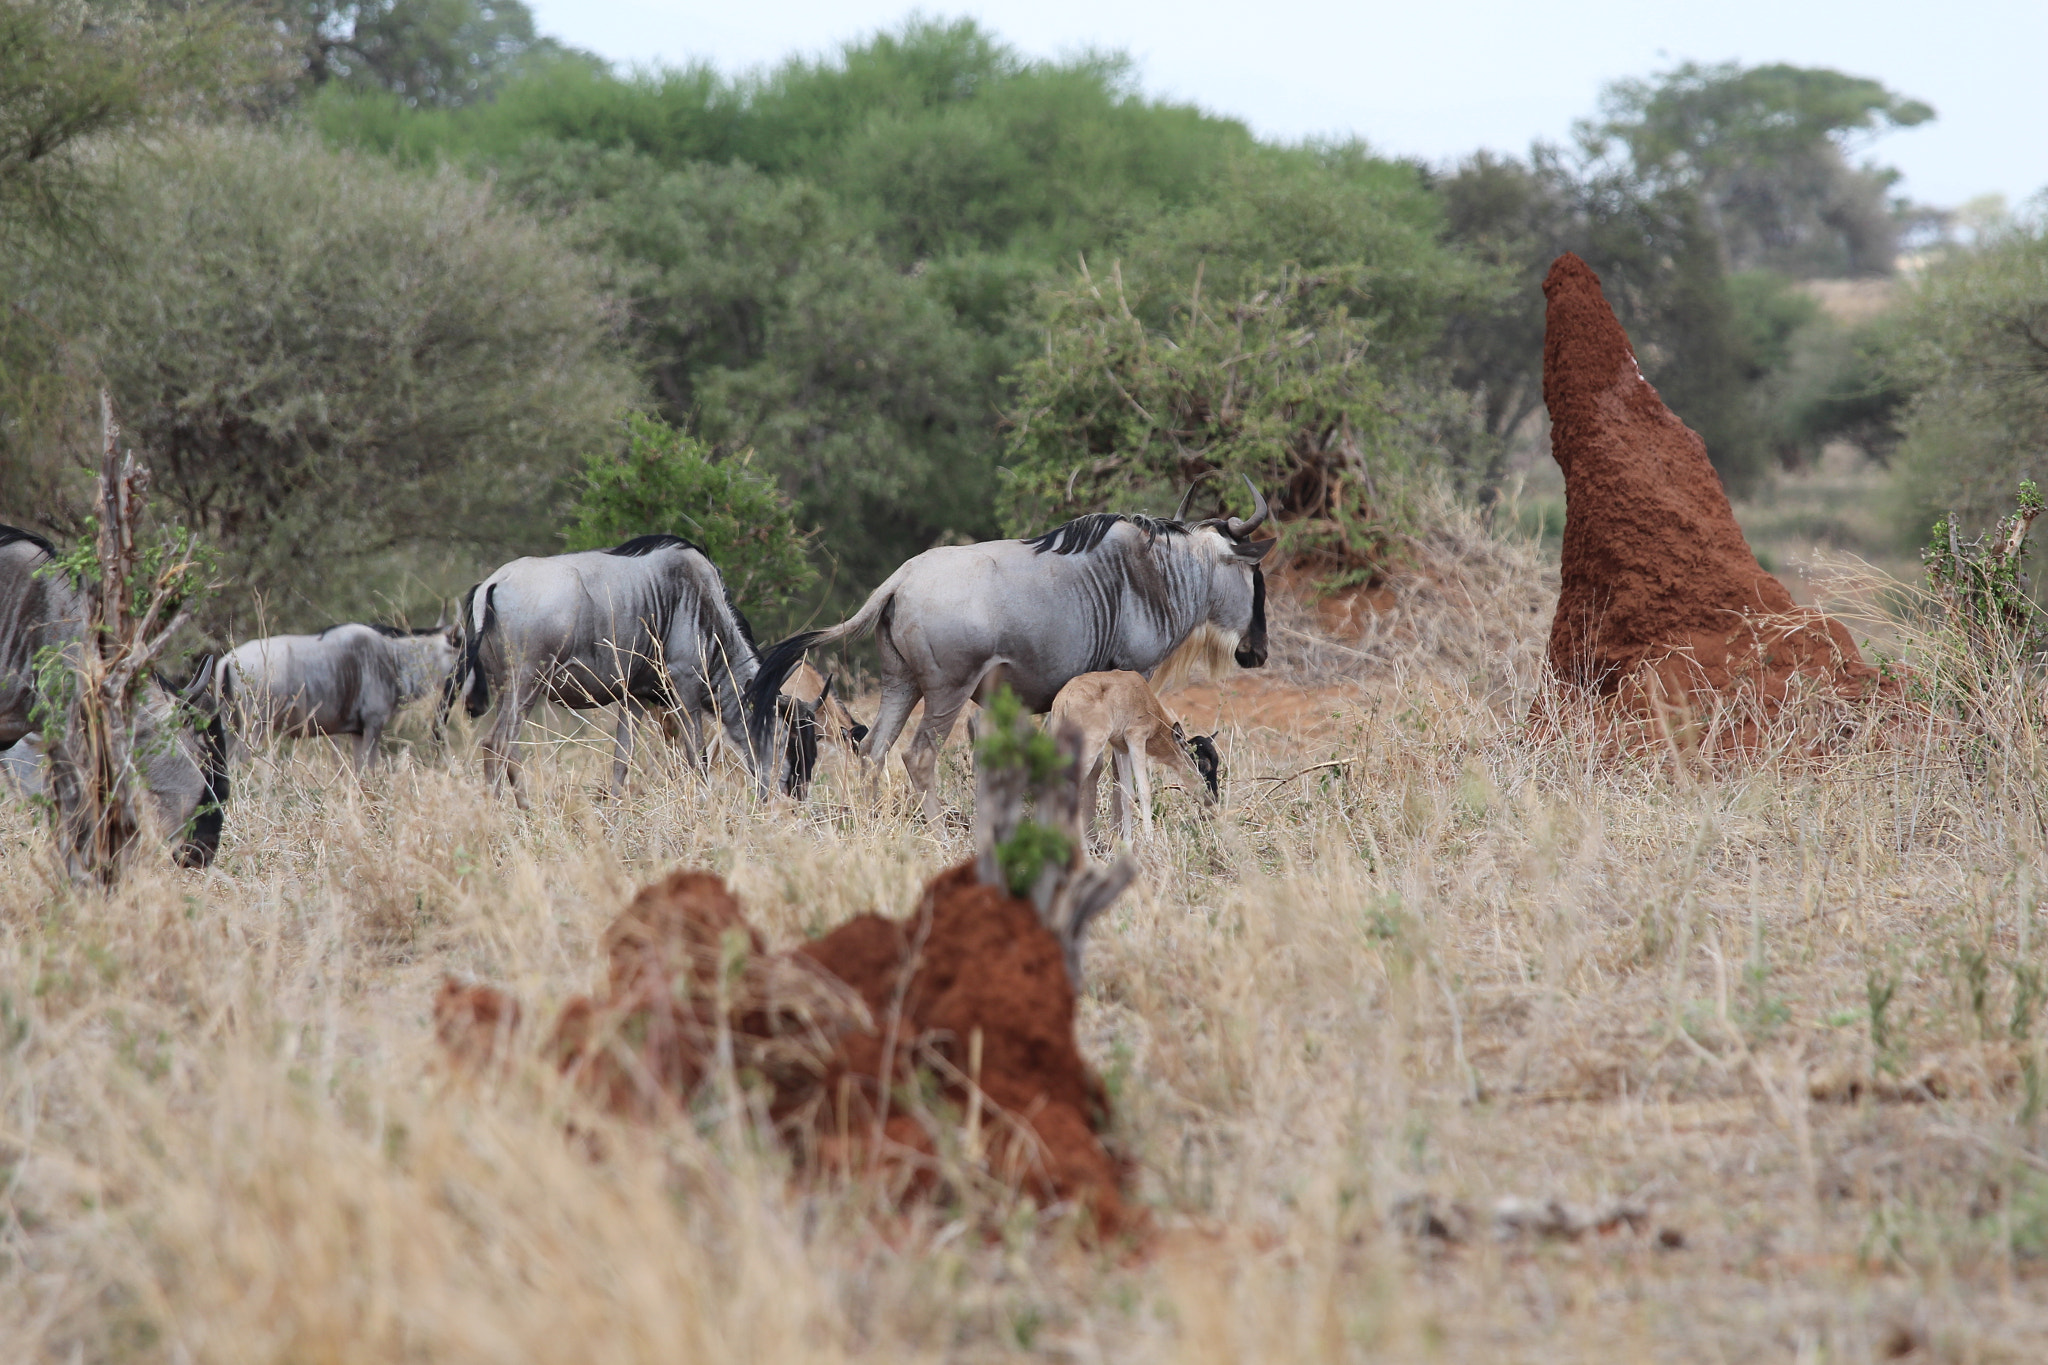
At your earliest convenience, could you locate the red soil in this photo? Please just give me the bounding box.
[1540,253,1897,739]
[435,862,1130,1236]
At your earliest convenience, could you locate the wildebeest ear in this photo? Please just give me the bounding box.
[819,670,836,700]
[1233,537,1276,563]
[851,722,870,743]
[1171,719,1187,741]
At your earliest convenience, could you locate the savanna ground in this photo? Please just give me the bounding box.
[4,501,2047,1363]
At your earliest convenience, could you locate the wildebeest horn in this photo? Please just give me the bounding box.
[1225,475,1270,539]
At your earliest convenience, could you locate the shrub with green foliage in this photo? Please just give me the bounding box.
[306,18,1401,599]
[564,414,817,619]
[1891,221,2048,539]
[1002,263,1441,573]
[1922,481,2046,668]
[1435,149,1772,495]
[2,128,639,633]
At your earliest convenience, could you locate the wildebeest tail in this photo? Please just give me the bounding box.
[741,563,911,760]
[744,629,826,761]
[462,584,494,719]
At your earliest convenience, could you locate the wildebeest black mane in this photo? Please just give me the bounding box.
[317,622,445,640]
[1023,513,1189,557]
[0,523,57,557]
[606,533,703,558]
[602,533,757,647]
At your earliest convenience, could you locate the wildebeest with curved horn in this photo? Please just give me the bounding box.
[745,476,1275,819]
[223,622,462,770]
[456,534,817,802]
[1,524,229,866]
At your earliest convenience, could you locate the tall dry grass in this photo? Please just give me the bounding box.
[5,501,2048,1362]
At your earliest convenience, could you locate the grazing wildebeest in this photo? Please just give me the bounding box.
[457,534,815,802]
[0,524,228,866]
[223,623,461,770]
[1049,670,1220,844]
[1,525,75,750]
[746,478,1273,819]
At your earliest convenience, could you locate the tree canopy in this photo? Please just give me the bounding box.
[1,9,2005,631]
[1891,219,2048,536]
[6,129,639,632]
[1584,61,1933,276]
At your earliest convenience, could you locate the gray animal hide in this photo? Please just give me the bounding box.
[747,506,1271,819]
[458,535,811,801]
[225,624,460,770]
[0,681,227,868]
[1,526,80,749]
[0,524,228,866]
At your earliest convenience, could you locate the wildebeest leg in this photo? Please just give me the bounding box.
[481,670,536,806]
[962,662,1012,748]
[658,704,707,772]
[1080,751,1107,842]
[1109,745,1135,845]
[858,633,920,797]
[352,716,386,773]
[611,698,651,795]
[1130,744,1156,838]
[903,690,971,823]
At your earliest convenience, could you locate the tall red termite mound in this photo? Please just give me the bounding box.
[1540,253,1895,736]
[435,863,1130,1237]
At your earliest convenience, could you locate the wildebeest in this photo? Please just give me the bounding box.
[0,524,228,866]
[1,525,76,750]
[1050,670,1220,844]
[223,623,461,770]
[457,534,815,801]
[747,479,1273,819]
[784,663,869,754]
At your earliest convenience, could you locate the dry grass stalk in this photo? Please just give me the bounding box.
[8,509,2048,1359]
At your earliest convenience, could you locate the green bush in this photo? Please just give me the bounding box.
[564,414,817,619]
[1891,222,2048,540]
[6,127,641,633]
[1001,262,1429,572]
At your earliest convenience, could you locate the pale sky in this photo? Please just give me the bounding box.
[523,0,2046,211]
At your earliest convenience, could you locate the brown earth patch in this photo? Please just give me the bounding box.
[1164,675,1369,745]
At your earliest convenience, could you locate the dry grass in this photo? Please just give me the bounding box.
[6,502,2048,1363]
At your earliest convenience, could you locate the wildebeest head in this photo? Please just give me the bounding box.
[1169,475,1275,673]
[773,692,821,798]
[785,665,868,752]
[1173,720,1223,799]
[155,654,230,868]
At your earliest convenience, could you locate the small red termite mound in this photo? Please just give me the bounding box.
[803,863,1126,1231]
[439,862,1131,1237]
[1539,253,1901,746]
[434,978,522,1070]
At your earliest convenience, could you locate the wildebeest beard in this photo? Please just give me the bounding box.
[1236,566,1267,668]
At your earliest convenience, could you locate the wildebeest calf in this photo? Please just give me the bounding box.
[1049,669,1220,844]
[224,623,461,770]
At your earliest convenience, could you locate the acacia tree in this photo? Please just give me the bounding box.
[25,128,639,632]
[1002,263,1452,577]
[1583,61,1933,277]
[268,0,581,107]
[0,0,258,245]
[1892,220,2048,536]
[1436,147,1777,495]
